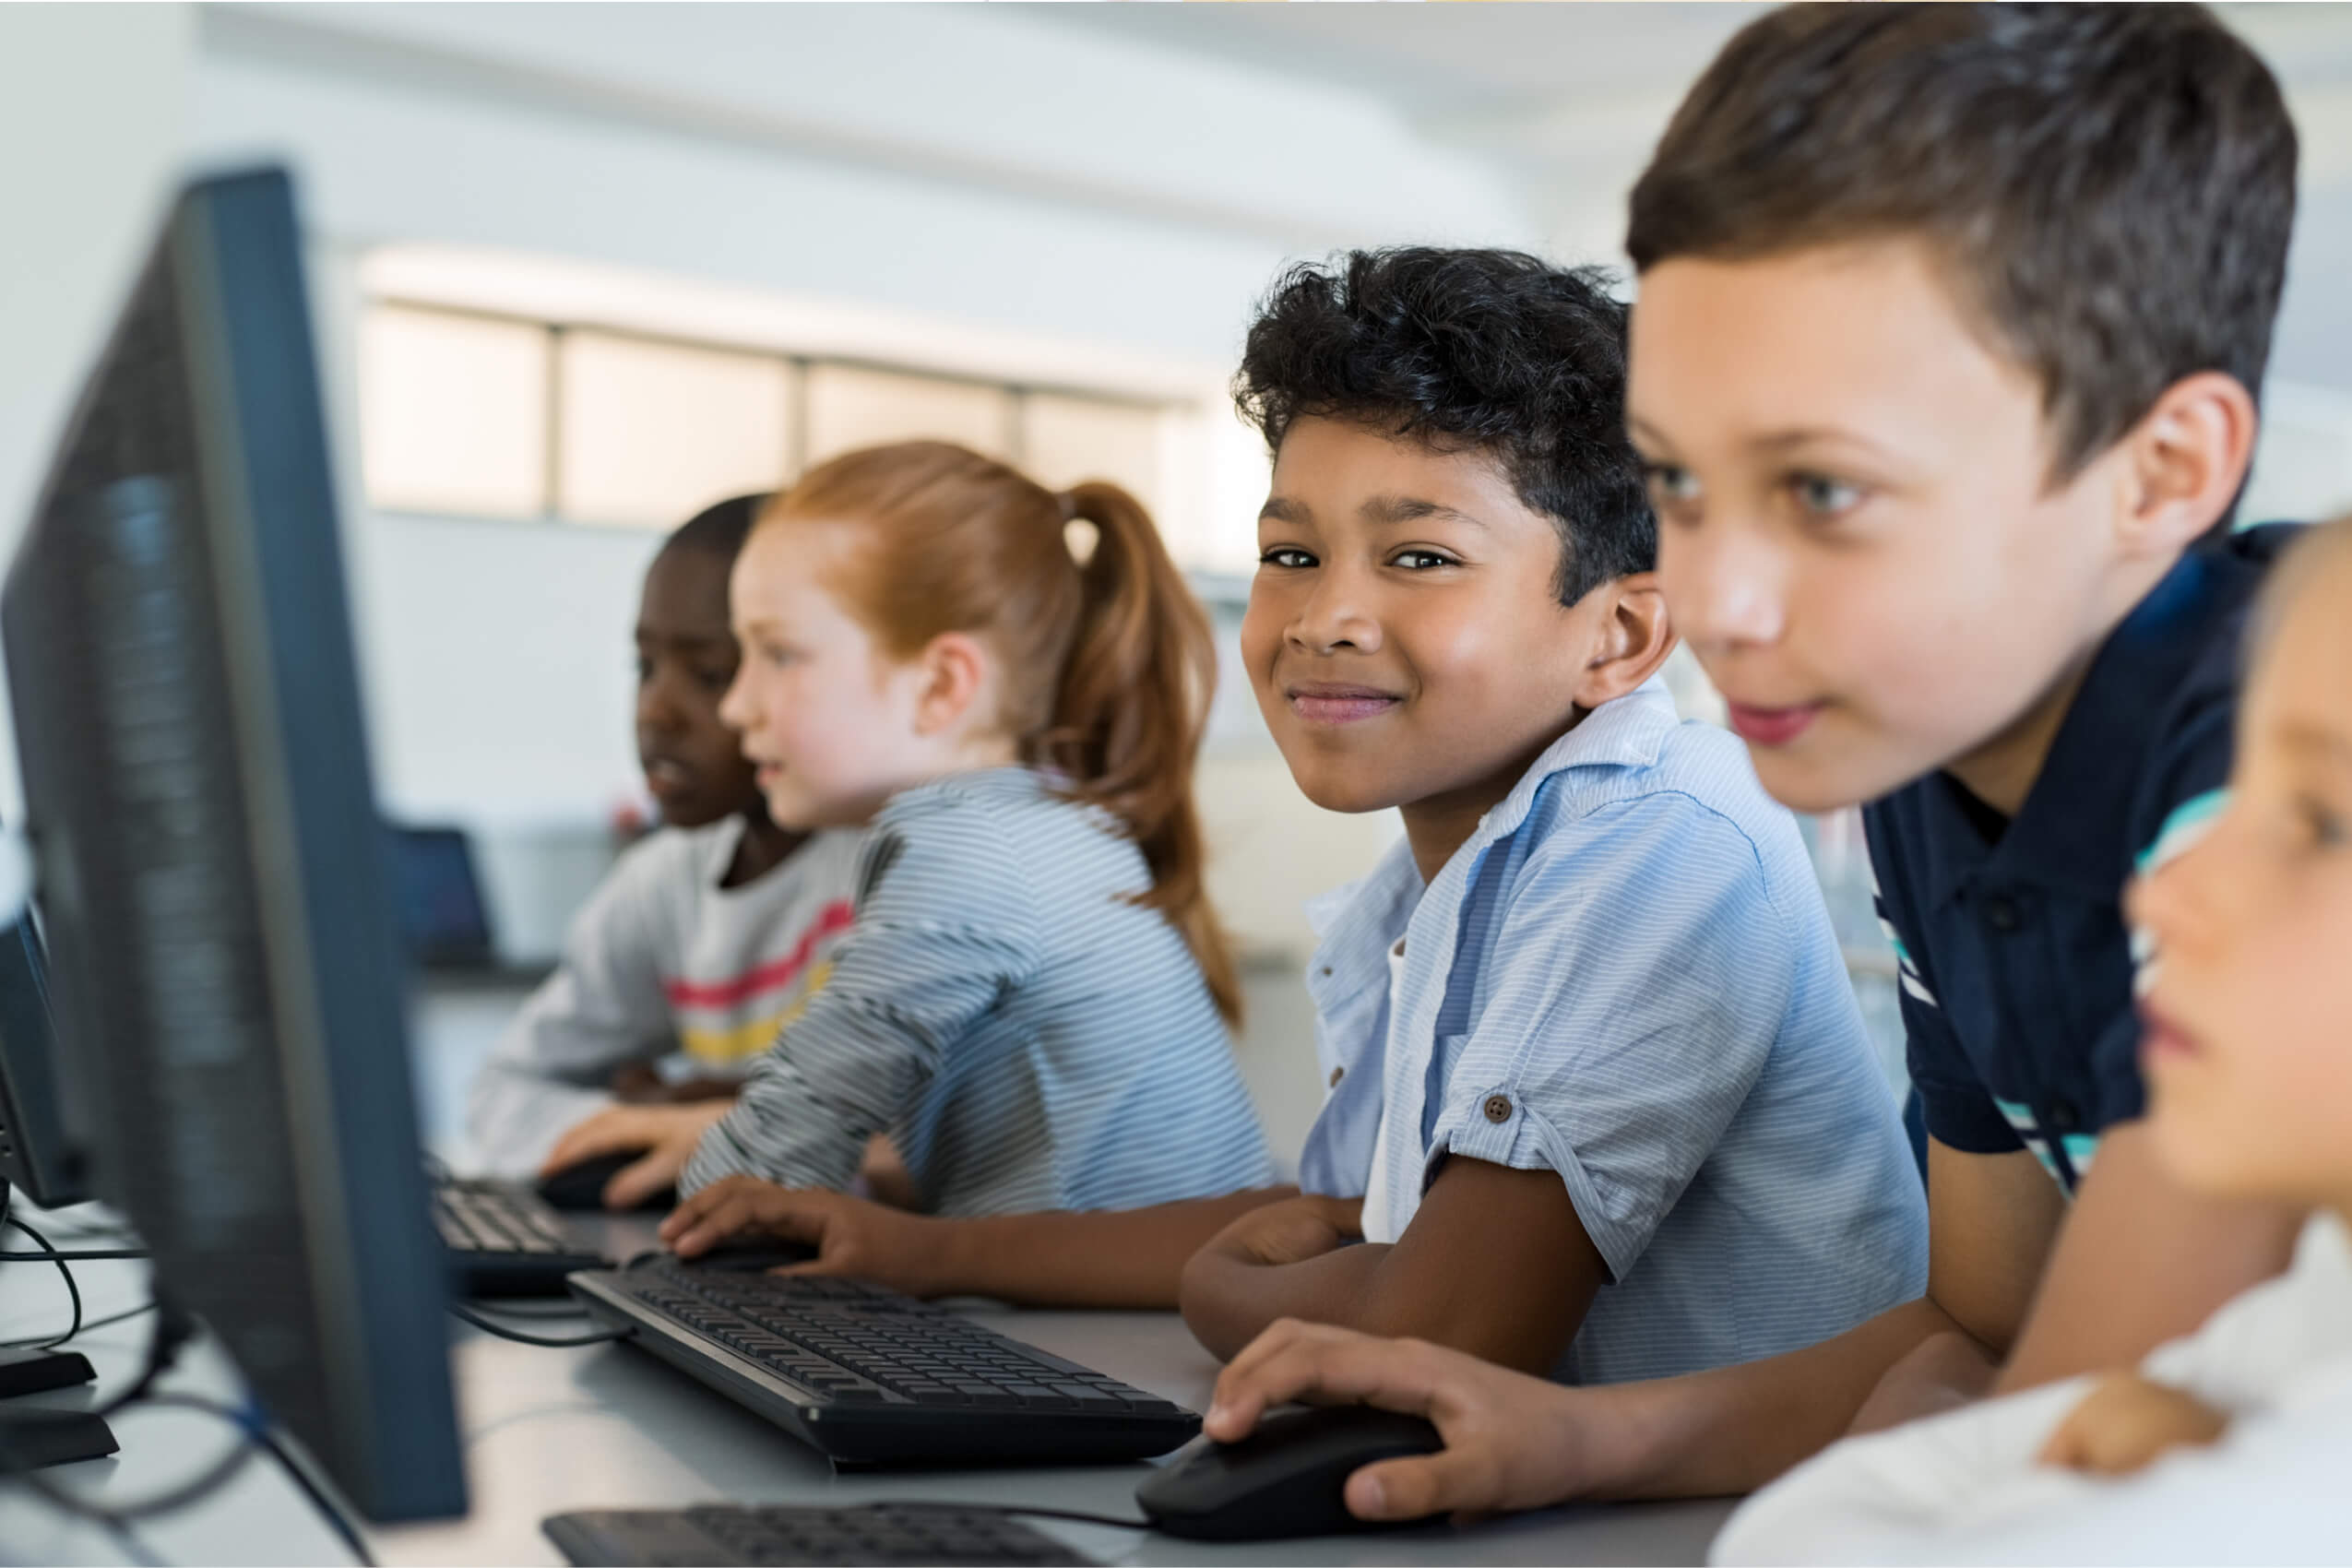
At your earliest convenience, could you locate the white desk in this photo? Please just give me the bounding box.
[3,1206,1735,1566]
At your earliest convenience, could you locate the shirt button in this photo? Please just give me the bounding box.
[2047,1099,2082,1134]
[1328,1066,1346,1088]
[1482,1094,1514,1124]
[1984,896,2022,932]
[1319,966,1334,978]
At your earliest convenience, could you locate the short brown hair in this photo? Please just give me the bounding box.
[1627,3,2298,483]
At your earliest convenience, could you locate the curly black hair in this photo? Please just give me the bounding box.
[1232,247,1654,606]
[664,490,771,563]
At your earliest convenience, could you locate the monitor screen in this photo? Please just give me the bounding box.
[0,912,88,1208]
[0,167,466,1522]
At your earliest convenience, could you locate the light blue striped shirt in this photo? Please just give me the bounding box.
[1299,679,1928,1384]
[683,766,1277,1215]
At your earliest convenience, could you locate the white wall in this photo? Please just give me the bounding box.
[186,4,1527,955]
[0,6,196,825]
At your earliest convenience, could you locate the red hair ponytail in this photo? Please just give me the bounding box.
[771,443,1240,1026]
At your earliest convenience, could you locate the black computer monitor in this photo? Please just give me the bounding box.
[0,167,466,1522]
[0,912,89,1209]
[390,824,498,969]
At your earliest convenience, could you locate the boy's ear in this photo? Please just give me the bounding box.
[1572,573,1678,709]
[910,631,993,738]
[2115,371,2260,558]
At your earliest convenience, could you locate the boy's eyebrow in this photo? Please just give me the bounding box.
[1259,495,1311,526]
[1361,494,1489,530]
[2275,719,2352,770]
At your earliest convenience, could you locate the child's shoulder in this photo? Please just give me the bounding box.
[875,767,1122,857]
[1523,695,1794,861]
[609,818,736,890]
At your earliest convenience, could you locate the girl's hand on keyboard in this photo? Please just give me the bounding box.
[662,1177,945,1295]
[543,1101,734,1208]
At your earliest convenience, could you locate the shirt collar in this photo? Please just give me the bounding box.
[1908,544,2252,907]
[1304,675,1681,979]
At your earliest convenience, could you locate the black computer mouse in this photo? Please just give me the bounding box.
[1134,1405,1446,1541]
[681,1238,822,1272]
[535,1151,676,1213]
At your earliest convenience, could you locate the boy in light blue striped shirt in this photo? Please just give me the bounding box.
[1176,248,1925,1382]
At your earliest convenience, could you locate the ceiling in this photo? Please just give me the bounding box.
[1035,1,2352,395]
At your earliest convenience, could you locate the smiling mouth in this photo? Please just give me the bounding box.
[1285,683,1403,725]
[642,757,697,793]
[1724,701,1824,748]
[2139,1001,2205,1067]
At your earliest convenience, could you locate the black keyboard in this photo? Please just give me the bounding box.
[567,1260,1200,1466]
[434,1175,608,1297]
[544,1503,1094,1566]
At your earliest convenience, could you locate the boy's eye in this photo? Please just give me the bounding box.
[634,656,654,683]
[1390,549,1455,571]
[2295,795,2347,849]
[1789,472,1865,518]
[1642,463,1701,507]
[1259,546,1317,570]
[694,664,736,695]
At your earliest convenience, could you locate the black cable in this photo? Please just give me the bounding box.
[2,1211,83,1348]
[0,1398,258,1523]
[447,1301,631,1348]
[940,1503,1154,1533]
[452,1297,594,1317]
[0,1300,156,1350]
[143,1394,378,1567]
[0,1247,149,1262]
[103,1516,167,1568]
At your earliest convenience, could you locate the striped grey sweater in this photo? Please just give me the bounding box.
[682,766,1275,1215]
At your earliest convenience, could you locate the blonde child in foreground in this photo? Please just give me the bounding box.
[1707,517,2352,1563]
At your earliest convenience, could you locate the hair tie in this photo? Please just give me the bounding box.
[1058,492,1100,565]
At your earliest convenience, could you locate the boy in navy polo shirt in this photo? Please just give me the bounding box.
[1194,2,2310,1525]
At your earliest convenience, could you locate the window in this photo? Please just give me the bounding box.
[357,303,1196,544]
[557,331,794,528]
[359,306,547,518]
[803,364,1015,466]
[1018,392,1167,521]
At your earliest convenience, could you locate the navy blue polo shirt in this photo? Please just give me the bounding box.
[1861,526,2294,1192]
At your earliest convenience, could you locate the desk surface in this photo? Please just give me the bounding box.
[3,1206,1734,1567]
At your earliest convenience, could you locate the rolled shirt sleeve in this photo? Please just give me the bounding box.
[1423,792,1795,1283]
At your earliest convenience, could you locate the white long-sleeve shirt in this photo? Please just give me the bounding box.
[465,820,863,1176]
[1714,1210,2352,1566]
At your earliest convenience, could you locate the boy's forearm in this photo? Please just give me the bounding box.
[1993,1122,2303,1394]
[1180,1243,1392,1361]
[932,1188,1295,1309]
[1595,1294,1967,1500]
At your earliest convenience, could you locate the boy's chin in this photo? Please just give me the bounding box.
[1282,765,1410,818]
[1742,734,1918,818]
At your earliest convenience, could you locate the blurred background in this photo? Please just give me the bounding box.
[6,2,2351,1161]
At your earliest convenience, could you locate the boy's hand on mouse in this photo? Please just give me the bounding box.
[1200,1194,1364,1269]
[660,1177,947,1295]
[1203,1319,1583,1524]
[2037,1372,2229,1476]
[542,1101,733,1208]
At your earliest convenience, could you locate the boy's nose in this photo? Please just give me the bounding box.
[1666,525,1787,652]
[637,679,688,733]
[1287,576,1382,655]
[2126,802,2237,961]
